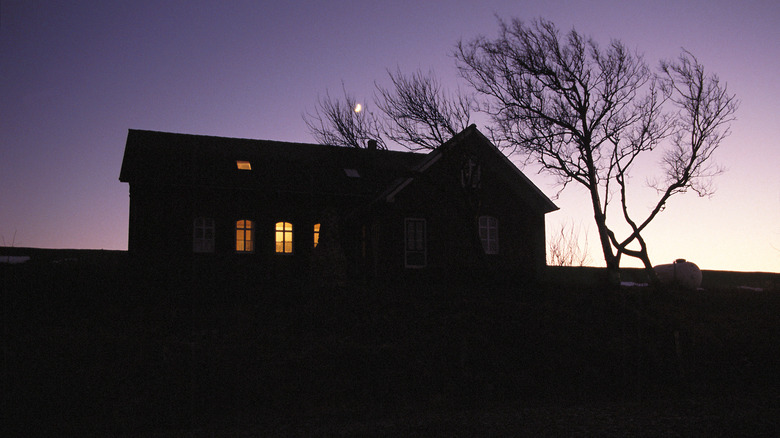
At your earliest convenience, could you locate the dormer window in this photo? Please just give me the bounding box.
[236,160,252,170]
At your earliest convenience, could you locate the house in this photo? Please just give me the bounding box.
[119,125,557,286]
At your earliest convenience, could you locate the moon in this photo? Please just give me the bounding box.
[354,103,363,113]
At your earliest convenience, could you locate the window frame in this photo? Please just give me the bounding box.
[275,221,294,254]
[460,156,481,189]
[235,219,254,253]
[193,217,215,253]
[478,216,499,255]
[404,217,427,268]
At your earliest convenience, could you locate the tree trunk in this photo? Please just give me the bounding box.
[593,210,621,287]
[618,232,662,289]
[636,246,662,289]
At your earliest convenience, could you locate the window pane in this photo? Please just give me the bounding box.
[275,221,291,231]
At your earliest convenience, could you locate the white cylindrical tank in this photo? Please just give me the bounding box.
[653,259,702,290]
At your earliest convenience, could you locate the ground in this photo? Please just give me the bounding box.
[3,252,779,436]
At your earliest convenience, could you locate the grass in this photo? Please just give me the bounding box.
[3,252,779,436]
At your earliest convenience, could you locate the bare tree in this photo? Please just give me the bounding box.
[456,18,738,284]
[305,70,475,150]
[548,221,591,267]
[303,84,386,149]
[610,50,739,275]
[375,68,475,150]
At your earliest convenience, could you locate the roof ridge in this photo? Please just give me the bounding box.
[126,129,428,157]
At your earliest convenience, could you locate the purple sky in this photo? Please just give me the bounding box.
[1,0,778,272]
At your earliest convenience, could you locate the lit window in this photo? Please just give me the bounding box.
[313,223,320,247]
[236,220,254,252]
[479,216,499,254]
[404,218,426,268]
[236,160,252,170]
[275,221,293,253]
[193,217,215,253]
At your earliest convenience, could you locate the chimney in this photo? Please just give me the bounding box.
[367,139,377,151]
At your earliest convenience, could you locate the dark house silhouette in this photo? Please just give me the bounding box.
[119,125,557,285]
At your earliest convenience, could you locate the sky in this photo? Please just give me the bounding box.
[1,0,778,273]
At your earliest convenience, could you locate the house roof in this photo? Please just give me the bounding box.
[119,129,424,198]
[119,126,557,212]
[379,125,559,213]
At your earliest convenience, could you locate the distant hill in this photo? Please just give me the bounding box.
[0,246,126,264]
[2,246,776,290]
[543,265,778,290]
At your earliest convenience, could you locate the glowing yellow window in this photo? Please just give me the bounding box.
[313,223,320,247]
[236,220,254,252]
[275,221,293,253]
[236,160,252,170]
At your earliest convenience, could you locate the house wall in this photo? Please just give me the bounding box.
[368,145,548,282]
[127,182,375,285]
[124,135,551,286]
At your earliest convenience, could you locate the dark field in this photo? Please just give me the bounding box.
[3,250,779,436]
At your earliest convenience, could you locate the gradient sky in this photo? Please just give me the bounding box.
[1,0,778,273]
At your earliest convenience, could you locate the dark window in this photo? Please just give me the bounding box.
[193,217,215,253]
[405,218,427,268]
[479,216,499,254]
[460,156,481,188]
